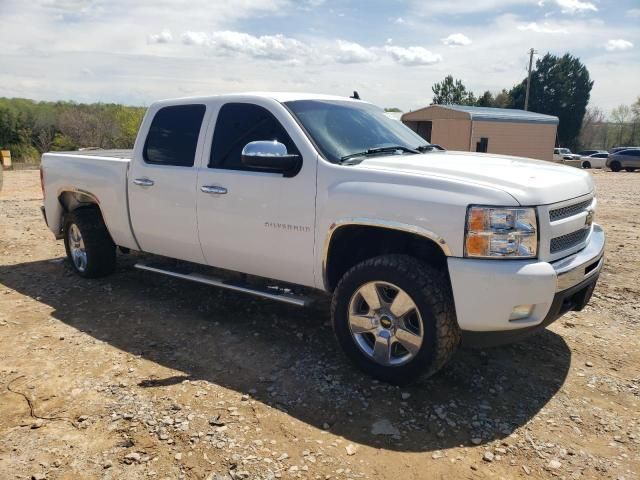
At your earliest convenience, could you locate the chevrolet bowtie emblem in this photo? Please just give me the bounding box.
[585,209,594,227]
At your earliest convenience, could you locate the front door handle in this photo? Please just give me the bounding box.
[201,185,227,195]
[133,178,154,187]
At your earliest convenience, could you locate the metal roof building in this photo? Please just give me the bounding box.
[401,104,559,161]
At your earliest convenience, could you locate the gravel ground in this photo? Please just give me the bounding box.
[0,168,638,480]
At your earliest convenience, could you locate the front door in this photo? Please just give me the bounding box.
[196,101,317,287]
[128,103,207,263]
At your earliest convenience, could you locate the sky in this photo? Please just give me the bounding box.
[0,0,638,115]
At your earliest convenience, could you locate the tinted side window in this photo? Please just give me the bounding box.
[621,150,640,156]
[210,103,299,170]
[143,104,206,166]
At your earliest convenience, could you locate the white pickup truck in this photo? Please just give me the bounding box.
[41,93,605,383]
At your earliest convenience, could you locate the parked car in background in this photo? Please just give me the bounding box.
[553,148,580,162]
[610,146,640,154]
[580,152,609,169]
[607,149,640,172]
[577,149,607,157]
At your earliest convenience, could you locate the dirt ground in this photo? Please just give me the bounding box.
[0,168,638,480]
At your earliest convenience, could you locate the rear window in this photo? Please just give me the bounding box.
[143,104,206,166]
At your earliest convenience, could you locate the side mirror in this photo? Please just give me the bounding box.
[241,141,302,177]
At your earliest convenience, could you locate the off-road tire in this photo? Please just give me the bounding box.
[63,208,116,278]
[331,254,460,384]
[610,161,621,172]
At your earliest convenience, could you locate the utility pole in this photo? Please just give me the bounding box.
[524,48,537,111]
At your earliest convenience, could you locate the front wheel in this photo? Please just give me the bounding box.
[64,208,116,278]
[331,254,460,384]
[610,161,621,172]
[582,161,591,169]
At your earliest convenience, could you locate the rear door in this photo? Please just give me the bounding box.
[195,99,317,287]
[129,103,208,263]
[592,153,608,168]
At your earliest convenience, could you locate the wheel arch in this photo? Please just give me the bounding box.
[55,188,103,238]
[322,219,452,292]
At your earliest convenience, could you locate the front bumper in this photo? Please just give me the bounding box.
[448,224,605,348]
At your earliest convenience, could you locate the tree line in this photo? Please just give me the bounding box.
[0,98,146,162]
[578,99,640,150]
[430,53,598,149]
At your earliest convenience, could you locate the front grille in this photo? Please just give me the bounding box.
[549,199,592,222]
[550,228,589,253]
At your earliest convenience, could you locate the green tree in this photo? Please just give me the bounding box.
[509,53,593,149]
[632,96,640,119]
[610,104,632,146]
[431,75,476,106]
[0,97,147,161]
[631,96,640,145]
[476,91,494,107]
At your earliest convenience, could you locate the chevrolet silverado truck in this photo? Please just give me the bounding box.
[40,93,605,383]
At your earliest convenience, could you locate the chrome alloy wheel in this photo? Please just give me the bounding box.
[347,281,424,367]
[67,223,87,272]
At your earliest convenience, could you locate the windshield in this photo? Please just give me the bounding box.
[558,148,571,154]
[285,100,429,163]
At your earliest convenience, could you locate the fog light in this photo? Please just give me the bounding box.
[509,304,534,321]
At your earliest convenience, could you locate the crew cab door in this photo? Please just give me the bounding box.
[195,100,317,287]
[128,103,207,263]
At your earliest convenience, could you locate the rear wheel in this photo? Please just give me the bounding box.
[64,208,116,278]
[610,161,621,172]
[331,254,460,384]
[625,167,635,172]
[582,161,591,169]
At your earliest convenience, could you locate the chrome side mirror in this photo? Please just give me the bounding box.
[241,141,302,177]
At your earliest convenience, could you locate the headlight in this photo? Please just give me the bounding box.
[465,206,538,258]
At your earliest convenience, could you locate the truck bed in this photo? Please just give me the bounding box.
[41,150,138,250]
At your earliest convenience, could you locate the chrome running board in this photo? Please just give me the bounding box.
[134,263,311,307]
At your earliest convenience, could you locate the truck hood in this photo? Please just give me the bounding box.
[355,150,594,205]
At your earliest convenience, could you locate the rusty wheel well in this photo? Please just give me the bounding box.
[324,225,449,292]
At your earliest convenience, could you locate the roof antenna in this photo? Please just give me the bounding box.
[350,90,360,100]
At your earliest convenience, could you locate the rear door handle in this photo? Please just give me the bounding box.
[133,178,154,187]
[201,185,227,195]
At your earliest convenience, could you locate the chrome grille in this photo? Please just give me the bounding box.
[550,228,589,253]
[549,199,592,222]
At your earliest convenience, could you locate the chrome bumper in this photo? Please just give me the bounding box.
[553,224,605,292]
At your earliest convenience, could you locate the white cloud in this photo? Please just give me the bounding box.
[335,40,376,63]
[554,0,597,14]
[394,17,405,24]
[384,46,442,66]
[626,8,640,18]
[441,33,472,46]
[181,31,210,46]
[180,30,309,60]
[605,39,633,51]
[148,30,173,44]
[517,22,568,33]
